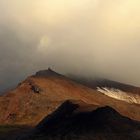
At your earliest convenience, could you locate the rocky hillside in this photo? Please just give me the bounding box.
[0,68,140,126]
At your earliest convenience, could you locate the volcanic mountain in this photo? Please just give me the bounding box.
[0,68,140,140]
[0,68,140,125]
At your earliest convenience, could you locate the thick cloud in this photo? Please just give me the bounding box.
[0,0,140,92]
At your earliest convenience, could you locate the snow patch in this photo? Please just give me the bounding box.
[97,87,140,104]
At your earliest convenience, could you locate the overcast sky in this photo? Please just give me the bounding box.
[0,0,140,92]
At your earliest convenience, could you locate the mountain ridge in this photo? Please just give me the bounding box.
[0,69,140,139]
[0,68,140,125]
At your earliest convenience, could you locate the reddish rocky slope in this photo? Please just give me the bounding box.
[0,69,140,126]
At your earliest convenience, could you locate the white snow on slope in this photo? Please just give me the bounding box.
[97,87,140,104]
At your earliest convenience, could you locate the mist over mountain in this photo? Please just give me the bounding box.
[1,0,140,92]
[1,1,140,140]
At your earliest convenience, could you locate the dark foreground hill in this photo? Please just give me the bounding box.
[18,100,140,140]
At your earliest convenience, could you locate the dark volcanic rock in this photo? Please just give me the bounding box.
[35,68,62,77]
[30,85,42,94]
[19,100,140,140]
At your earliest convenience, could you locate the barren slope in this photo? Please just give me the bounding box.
[0,69,140,126]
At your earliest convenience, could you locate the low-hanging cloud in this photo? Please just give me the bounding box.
[0,0,140,92]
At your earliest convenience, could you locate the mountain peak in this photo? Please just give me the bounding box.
[35,68,61,77]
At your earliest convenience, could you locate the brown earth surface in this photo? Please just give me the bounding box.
[0,69,140,126]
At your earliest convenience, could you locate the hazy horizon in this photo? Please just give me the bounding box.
[1,0,140,92]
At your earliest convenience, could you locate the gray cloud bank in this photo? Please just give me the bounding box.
[0,0,140,92]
